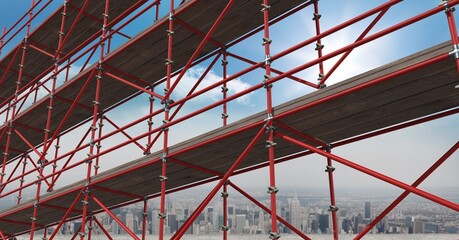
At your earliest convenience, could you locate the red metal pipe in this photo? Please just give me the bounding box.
[5,108,458,237]
[222,182,228,240]
[356,140,459,239]
[276,53,449,120]
[174,17,224,48]
[326,154,338,239]
[226,52,317,88]
[164,0,236,100]
[28,43,55,58]
[262,1,280,238]
[95,117,104,175]
[229,182,312,240]
[169,157,223,177]
[313,0,324,84]
[0,0,43,42]
[144,52,222,153]
[1,0,51,48]
[276,132,459,211]
[103,116,146,152]
[159,0,175,237]
[142,200,148,240]
[13,129,49,163]
[222,49,228,126]
[49,128,92,190]
[91,185,143,200]
[173,126,266,239]
[104,71,163,100]
[93,216,113,240]
[25,155,52,188]
[0,230,6,240]
[48,189,83,239]
[0,44,21,86]
[320,6,391,85]
[274,121,328,148]
[42,68,97,154]
[91,195,140,240]
[0,0,151,110]
[57,0,91,55]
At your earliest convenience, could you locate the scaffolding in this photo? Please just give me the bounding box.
[0,0,458,239]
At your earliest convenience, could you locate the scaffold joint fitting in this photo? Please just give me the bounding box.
[269,232,280,239]
[221,225,229,231]
[449,44,459,59]
[313,12,322,20]
[441,0,455,12]
[158,213,166,219]
[263,55,272,66]
[221,113,228,119]
[221,59,228,66]
[265,140,277,148]
[329,205,339,212]
[161,153,168,163]
[221,191,229,198]
[221,86,228,92]
[262,37,272,46]
[165,59,174,65]
[267,186,279,194]
[315,43,324,50]
[325,165,335,173]
[261,4,271,12]
[159,175,168,181]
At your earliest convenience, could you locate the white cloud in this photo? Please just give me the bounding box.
[172,66,253,105]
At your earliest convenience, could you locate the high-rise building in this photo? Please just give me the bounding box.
[151,210,159,235]
[235,214,246,234]
[125,209,134,232]
[364,202,371,219]
[318,214,329,234]
[413,220,425,234]
[289,195,302,233]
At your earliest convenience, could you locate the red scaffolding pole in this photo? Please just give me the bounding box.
[0,1,458,239]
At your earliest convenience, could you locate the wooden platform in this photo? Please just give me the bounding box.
[0,0,305,164]
[1,39,459,235]
[0,0,140,102]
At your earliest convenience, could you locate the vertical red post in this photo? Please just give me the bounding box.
[80,1,110,239]
[51,136,60,186]
[312,0,325,88]
[221,182,229,239]
[444,0,459,75]
[40,0,69,164]
[159,1,175,239]
[325,148,339,239]
[88,215,94,240]
[17,157,27,204]
[221,48,228,126]
[43,227,48,240]
[262,0,280,239]
[142,199,148,240]
[94,116,104,175]
[146,89,154,154]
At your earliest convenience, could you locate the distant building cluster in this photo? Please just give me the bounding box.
[34,192,459,237]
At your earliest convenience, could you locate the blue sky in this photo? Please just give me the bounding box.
[0,1,458,200]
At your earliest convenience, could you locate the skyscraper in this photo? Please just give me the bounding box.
[235,214,246,234]
[289,195,302,233]
[364,202,371,219]
[125,209,134,232]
